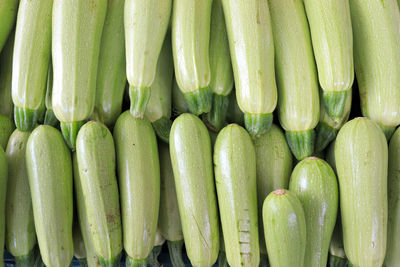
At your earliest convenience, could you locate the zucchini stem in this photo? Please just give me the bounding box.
[203,93,229,131]
[152,117,173,144]
[322,90,348,120]
[60,120,85,151]
[14,106,39,132]
[129,86,151,119]
[315,122,338,153]
[244,113,273,137]
[183,87,212,115]
[285,129,315,160]
[167,240,185,267]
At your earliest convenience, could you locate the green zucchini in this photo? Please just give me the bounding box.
[268,0,320,160]
[172,0,213,115]
[5,130,37,266]
[43,61,59,127]
[335,117,388,266]
[171,78,188,116]
[262,189,306,267]
[76,121,123,266]
[0,0,18,53]
[125,0,172,118]
[329,216,348,267]
[253,124,293,254]
[52,0,107,150]
[0,147,7,267]
[289,157,338,267]
[0,114,14,149]
[0,31,14,118]
[114,111,160,266]
[26,125,74,267]
[214,124,260,266]
[12,0,53,132]
[169,113,219,267]
[226,89,244,126]
[73,219,87,266]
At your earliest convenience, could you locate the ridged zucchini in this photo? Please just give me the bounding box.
[114,111,160,266]
[12,0,53,132]
[43,61,59,127]
[329,216,348,267]
[26,125,74,267]
[124,0,172,118]
[289,157,338,267]
[52,0,107,150]
[335,118,388,266]
[171,78,188,116]
[0,147,7,267]
[226,89,244,126]
[5,130,37,266]
[262,189,306,267]
[350,0,400,140]
[0,32,14,118]
[0,114,14,149]
[268,0,320,160]
[91,0,126,127]
[76,121,123,266]
[0,0,18,52]
[172,0,213,116]
[169,113,219,267]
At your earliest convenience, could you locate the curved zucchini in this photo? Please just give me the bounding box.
[289,157,338,267]
[76,121,123,265]
[269,0,320,160]
[0,114,14,150]
[26,125,74,267]
[172,0,213,115]
[0,32,14,118]
[172,78,188,116]
[262,189,306,267]
[169,113,219,267]
[43,61,59,127]
[221,0,277,136]
[253,124,293,254]
[329,216,348,267]
[12,0,53,132]
[52,0,107,150]
[226,89,244,126]
[0,147,6,267]
[114,111,160,266]
[0,0,18,53]
[125,0,172,118]
[335,118,388,266]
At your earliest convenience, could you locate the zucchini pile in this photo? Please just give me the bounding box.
[0,0,399,266]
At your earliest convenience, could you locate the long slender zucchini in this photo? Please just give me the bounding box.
[350,0,400,140]
[91,0,126,128]
[0,0,18,53]
[268,0,320,160]
[169,113,219,267]
[289,157,338,267]
[76,121,123,266]
[43,61,59,127]
[26,125,74,267]
[12,0,53,132]
[335,118,388,266]
[124,0,172,118]
[114,111,160,266]
[262,189,306,267]
[172,78,188,116]
[0,114,14,150]
[0,147,6,267]
[0,32,14,118]
[52,0,107,150]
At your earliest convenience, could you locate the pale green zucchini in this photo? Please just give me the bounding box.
[76,121,123,266]
[5,130,37,266]
[268,0,320,160]
[221,0,277,136]
[0,147,7,267]
[329,216,348,267]
[335,118,388,266]
[114,111,160,266]
[125,0,172,118]
[0,114,14,149]
[172,0,213,115]
[91,0,126,127]
[169,113,219,267]
[26,125,74,267]
[226,89,244,126]
[52,0,107,150]
[0,0,18,53]
[262,189,306,267]
[12,0,53,131]
[73,219,87,266]
[43,61,59,127]
[289,157,338,267]
[172,78,188,116]
[0,32,14,118]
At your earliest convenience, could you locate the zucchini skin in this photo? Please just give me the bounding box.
[113,111,160,263]
[0,32,14,118]
[43,61,59,127]
[262,189,306,267]
[289,157,338,267]
[169,113,219,267]
[0,114,14,150]
[335,118,388,267]
[0,0,18,52]
[0,147,7,267]
[26,125,74,267]
[76,121,123,265]
[172,78,189,116]
[226,89,244,126]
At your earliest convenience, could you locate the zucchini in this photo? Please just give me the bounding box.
[221,0,277,136]
[76,121,123,265]
[169,113,219,267]
[114,111,160,266]
[329,216,348,267]
[26,125,74,267]
[0,114,14,149]
[303,0,353,120]
[326,140,336,173]
[0,0,18,52]
[5,130,37,266]
[145,32,174,143]
[91,0,126,127]
[226,89,244,126]
[52,0,107,150]
[350,0,400,140]
[12,0,53,132]
[335,117,388,266]
[147,230,165,267]
[214,124,260,266]
[73,219,87,266]
[268,0,320,160]
[43,61,59,127]
[289,157,338,267]
[262,189,306,267]
[172,0,213,115]
[0,31,14,118]
[253,123,293,254]
[0,147,6,267]
[124,0,172,118]
[171,78,188,116]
